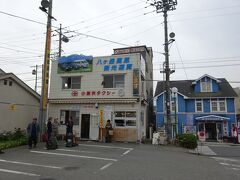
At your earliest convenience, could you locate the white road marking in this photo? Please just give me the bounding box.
[0,159,62,169]
[220,162,240,168]
[121,149,133,156]
[78,144,133,150]
[0,168,40,177]
[100,163,113,171]
[232,167,240,171]
[31,150,117,162]
[212,157,239,162]
[57,148,94,154]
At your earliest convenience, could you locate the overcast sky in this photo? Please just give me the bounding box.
[0,0,240,93]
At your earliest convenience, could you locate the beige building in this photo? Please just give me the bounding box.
[0,69,40,133]
[48,46,153,142]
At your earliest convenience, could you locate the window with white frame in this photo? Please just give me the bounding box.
[211,99,226,112]
[211,101,218,112]
[103,74,124,88]
[219,100,226,112]
[196,100,203,112]
[114,111,136,127]
[62,76,81,89]
[201,81,212,92]
[60,110,80,125]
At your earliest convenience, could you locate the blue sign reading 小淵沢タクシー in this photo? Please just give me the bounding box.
[58,54,93,73]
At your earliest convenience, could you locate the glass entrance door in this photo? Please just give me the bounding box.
[205,123,217,140]
[216,123,223,141]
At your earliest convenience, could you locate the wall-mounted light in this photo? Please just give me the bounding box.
[95,103,99,109]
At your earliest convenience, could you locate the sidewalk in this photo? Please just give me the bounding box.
[189,141,240,156]
[189,145,217,156]
[201,141,240,147]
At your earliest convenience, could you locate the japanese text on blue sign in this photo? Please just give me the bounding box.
[96,57,132,71]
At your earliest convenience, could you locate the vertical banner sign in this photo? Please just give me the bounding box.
[99,110,103,128]
[43,26,51,109]
[133,69,139,96]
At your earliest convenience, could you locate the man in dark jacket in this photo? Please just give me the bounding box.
[27,118,40,149]
[47,117,53,140]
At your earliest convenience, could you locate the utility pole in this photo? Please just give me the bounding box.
[39,0,54,135]
[150,0,177,142]
[58,24,62,58]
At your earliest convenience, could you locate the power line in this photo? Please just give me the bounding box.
[154,59,240,66]
[0,42,43,53]
[65,2,144,28]
[153,63,240,70]
[168,22,188,80]
[0,10,59,28]
[0,10,46,26]
[0,45,43,55]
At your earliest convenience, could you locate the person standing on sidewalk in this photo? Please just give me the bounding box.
[233,127,238,144]
[47,117,53,140]
[105,119,113,143]
[27,118,40,149]
[52,118,59,138]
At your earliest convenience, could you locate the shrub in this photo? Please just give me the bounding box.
[177,133,197,149]
[0,129,27,152]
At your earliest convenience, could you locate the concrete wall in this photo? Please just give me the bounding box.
[0,78,39,133]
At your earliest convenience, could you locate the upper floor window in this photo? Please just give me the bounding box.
[196,100,203,112]
[211,99,226,112]
[201,81,212,92]
[219,101,226,112]
[62,76,81,89]
[4,80,7,85]
[9,81,13,86]
[103,74,124,88]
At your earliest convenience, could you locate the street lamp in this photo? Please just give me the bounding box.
[31,65,43,92]
[171,87,178,138]
[32,67,37,92]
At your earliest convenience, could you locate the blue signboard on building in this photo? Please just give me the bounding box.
[96,57,132,71]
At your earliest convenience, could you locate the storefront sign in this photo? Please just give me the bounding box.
[223,120,228,136]
[58,54,93,73]
[99,110,103,128]
[198,131,205,142]
[114,46,146,55]
[96,57,132,71]
[71,90,116,97]
[133,69,139,96]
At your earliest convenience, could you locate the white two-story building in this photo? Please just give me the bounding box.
[48,46,153,142]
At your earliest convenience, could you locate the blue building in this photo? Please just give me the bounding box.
[155,74,237,141]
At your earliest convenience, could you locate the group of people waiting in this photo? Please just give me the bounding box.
[27,117,59,149]
[26,117,114,149]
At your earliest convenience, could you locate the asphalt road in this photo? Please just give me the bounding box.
[0,141,239,180]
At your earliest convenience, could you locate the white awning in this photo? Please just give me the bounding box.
[195,115,229,121]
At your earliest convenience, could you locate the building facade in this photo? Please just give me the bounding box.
[48,46,153,142]
[0,69,40,133]
[234,87,240,125]
[155,74,237,141]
